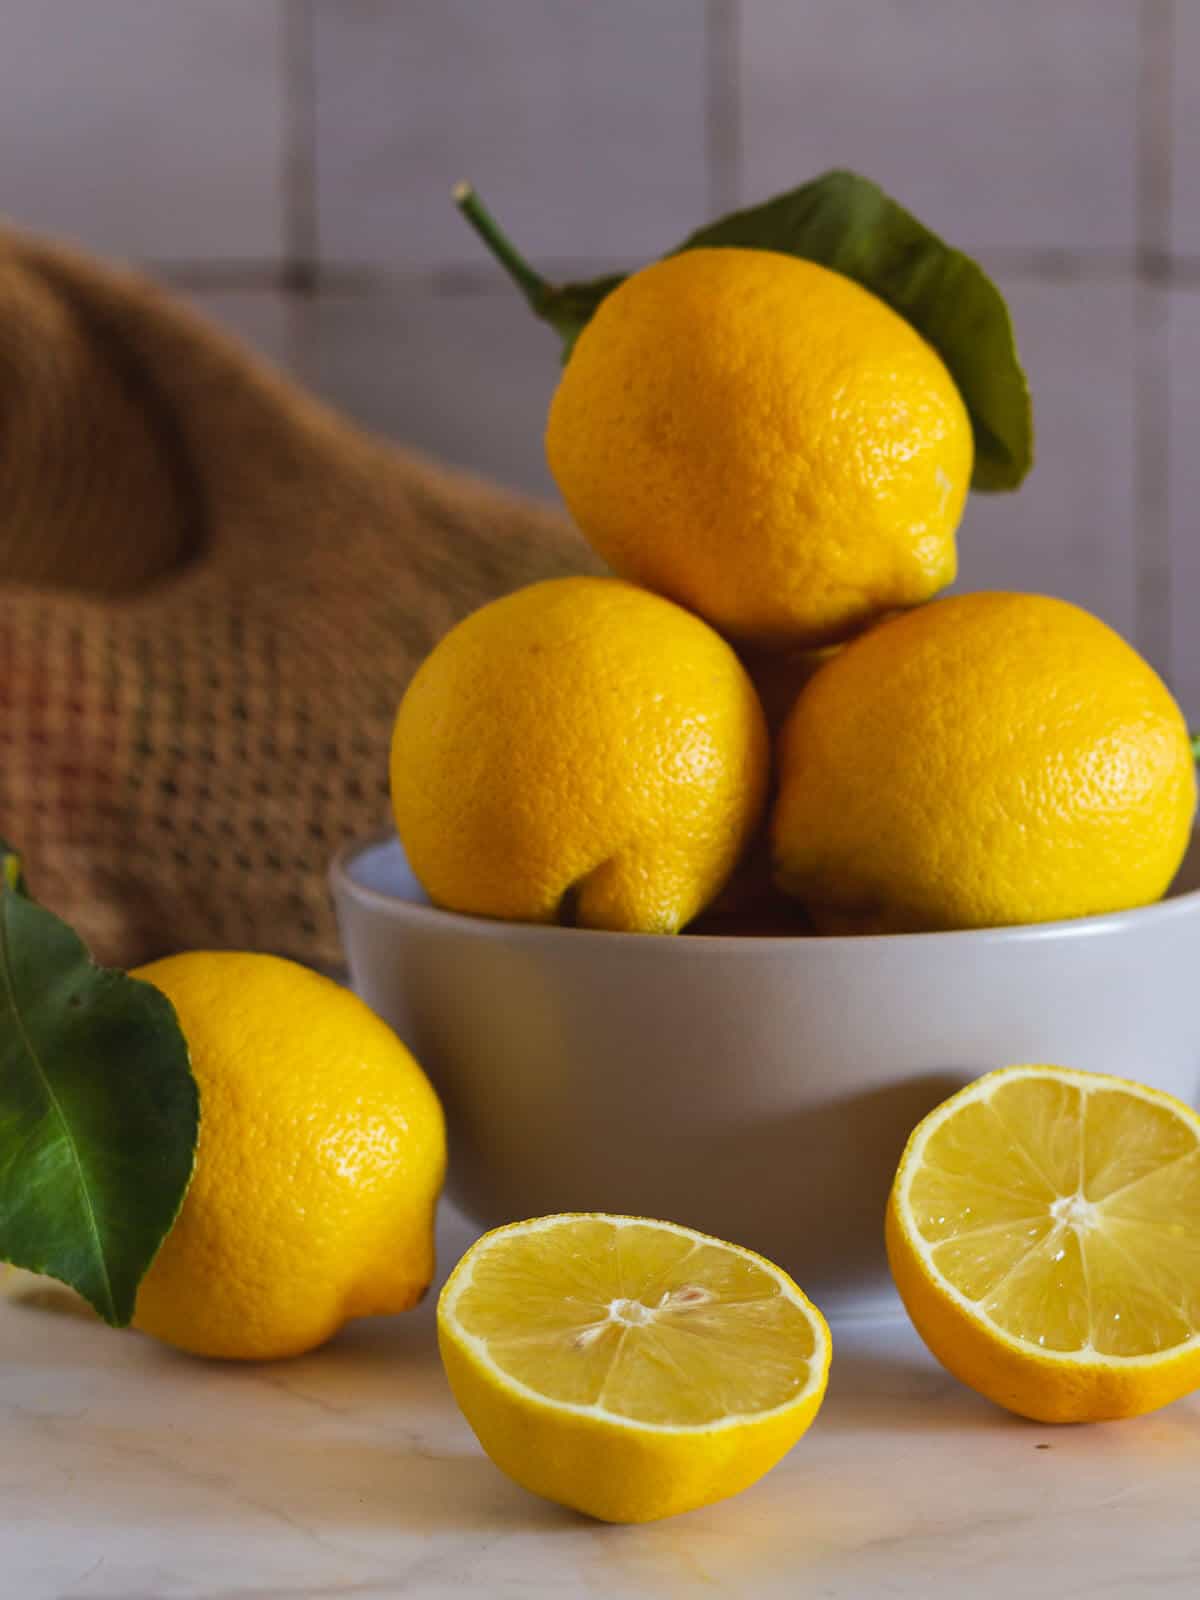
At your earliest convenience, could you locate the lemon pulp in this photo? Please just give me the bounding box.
[449,1215,821,1423]
[438,1214,831,1521]
[888,1065,1200,1422]
[906,1069,1200,1355]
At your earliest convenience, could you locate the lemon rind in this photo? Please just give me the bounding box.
[439,1212,832,1434]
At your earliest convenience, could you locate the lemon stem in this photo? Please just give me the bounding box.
[453,182,550,315]
[1192,732,1200,764]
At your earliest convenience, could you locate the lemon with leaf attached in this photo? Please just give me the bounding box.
[546,248,972,646]
[132,952,445,1361]
[455,172,1034,650]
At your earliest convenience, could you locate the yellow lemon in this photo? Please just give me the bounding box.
[390,577,768,933]
[887,1065,1200,1423]
[132,952,445,1360]
[772,592,1195,932]
[438,1214,831,1523]
[545,248,972,647]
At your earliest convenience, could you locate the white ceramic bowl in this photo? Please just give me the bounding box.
[331,832,1200,1312]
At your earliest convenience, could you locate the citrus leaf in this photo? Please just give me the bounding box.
[680,172,1031,491]
[0,841,198,1326]
[479,171,1032,492]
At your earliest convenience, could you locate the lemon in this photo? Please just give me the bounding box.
[132,952,445,1360]
[390,577,769,933]
[545,248,972,647]
[772,592,1196,932]
[438,1214,831,1523]
[887,1065,1200,1423]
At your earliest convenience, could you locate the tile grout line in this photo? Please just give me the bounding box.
[1135,0,1175,678]
[281,0,319,294]
[706,0,741,218]
[151,250,1200,300]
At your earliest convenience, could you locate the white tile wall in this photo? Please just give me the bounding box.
[0,1,288,262]
[1172,1,1200,257]
[312,0,711,271]
[739,0,1140,255]
[181,291,302,374]
[1168,288,1200,713]
[955,275,1140,644]
[298,280,562,496]
[0,0,1188,681]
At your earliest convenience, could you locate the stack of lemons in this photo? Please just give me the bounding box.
[392,246,1195,941]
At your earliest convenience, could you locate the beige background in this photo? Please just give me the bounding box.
[1,1,1195,704]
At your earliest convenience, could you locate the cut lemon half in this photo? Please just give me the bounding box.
[437,1213,831,1523]
[887,1065,1200,1423]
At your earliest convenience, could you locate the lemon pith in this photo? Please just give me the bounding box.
[887,1065,1200,1422]
[546,247,972,647]
[438,1214,831,1522]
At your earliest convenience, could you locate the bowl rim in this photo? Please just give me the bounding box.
[330,829,1200,954]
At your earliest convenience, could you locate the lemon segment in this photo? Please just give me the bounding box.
[438,1214,831,1523]
[887,1065,1200,1421]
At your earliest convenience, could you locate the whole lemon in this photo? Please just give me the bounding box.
[772,592,1196,932]
[132,952,445,1360]
[545,248,972,648]
[390,576,768,933]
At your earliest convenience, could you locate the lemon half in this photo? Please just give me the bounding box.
[887,1065,1200,1422]
[438,1214,831,1522]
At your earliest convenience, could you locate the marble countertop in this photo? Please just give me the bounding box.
[4,1203,1198,1600]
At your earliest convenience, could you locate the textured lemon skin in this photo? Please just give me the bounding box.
[437,1219,831,1524]
[773,592,1196,932]
[391,577,769,933]
[132,952,446,1361]
[545,248,972,648]
[886,1066,1200,1424]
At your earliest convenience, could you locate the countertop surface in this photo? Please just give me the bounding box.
[4,1202,1198,1600]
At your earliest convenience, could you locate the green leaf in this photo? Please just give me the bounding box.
[0,840,198,1326]
[455,172,1033,492]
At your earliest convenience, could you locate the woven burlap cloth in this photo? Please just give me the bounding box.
[0,230,597,968]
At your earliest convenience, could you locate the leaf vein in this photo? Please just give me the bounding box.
[0,894,115,1321]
